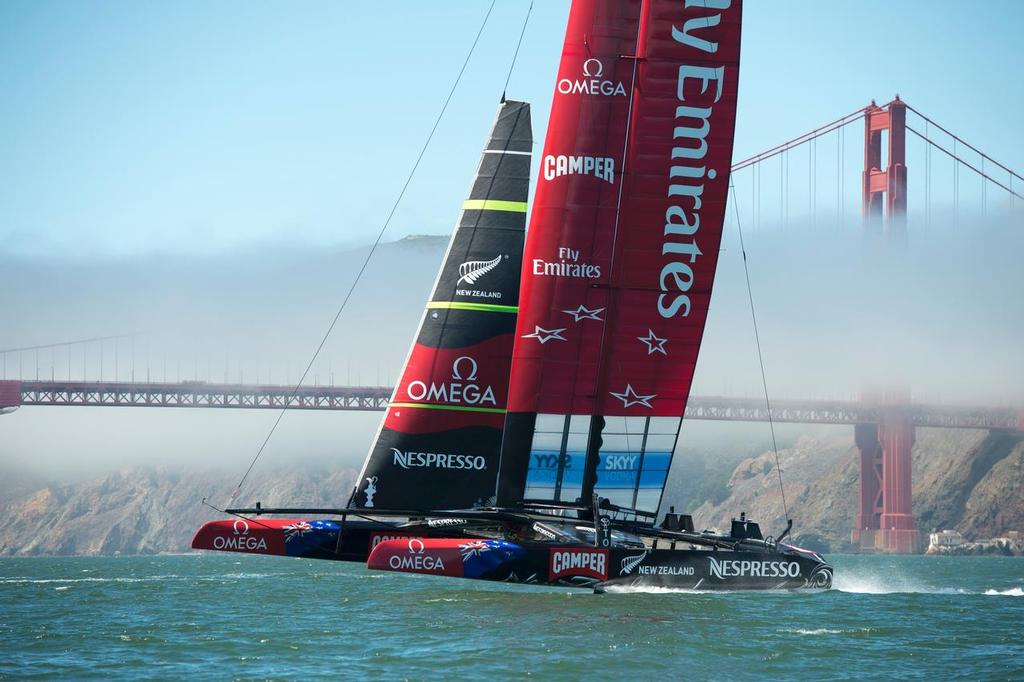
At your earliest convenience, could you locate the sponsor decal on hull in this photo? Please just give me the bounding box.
[368,537,522,579]
[707,557,801,580]
[369,532,413,551]
[637,564,696,577]
[426,518,468,528]
[549,547,609,581]
[210,519,268,552]
[387,538,447,573]
[619,551,648,576]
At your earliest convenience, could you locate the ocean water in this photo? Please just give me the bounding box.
[1,554,1022,680]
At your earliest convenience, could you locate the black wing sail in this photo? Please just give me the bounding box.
[350,100,532,511]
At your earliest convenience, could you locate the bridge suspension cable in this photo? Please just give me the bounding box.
[0,334,133,356]
[905,103,1024,186]
[905,125,1023,202]
[731,105,869,172]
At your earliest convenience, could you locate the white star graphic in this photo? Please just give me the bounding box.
[637,329,668,355]
[561,305,605,322]
[521,325,567,344]
[609,384,656,409]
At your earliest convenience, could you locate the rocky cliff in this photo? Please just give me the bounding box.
[0,466,357,556]
[1,427,1021,556]
[689,428,1024,553]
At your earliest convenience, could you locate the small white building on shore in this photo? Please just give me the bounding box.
[928,530,965,550]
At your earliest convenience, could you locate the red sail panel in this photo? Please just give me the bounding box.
[506,0,640,418]
[507,0,742,419]
[601,0,742,417]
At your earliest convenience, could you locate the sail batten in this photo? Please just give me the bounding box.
[497,0,743,515]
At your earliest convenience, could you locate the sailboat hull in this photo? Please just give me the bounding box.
[192,518,438,562]
[367,537,833,591]
[193,516,832,591]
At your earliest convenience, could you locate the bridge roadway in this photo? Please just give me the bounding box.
[2,379,1020,431]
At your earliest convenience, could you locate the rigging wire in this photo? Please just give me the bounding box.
[728,181,790,525]
[501,1,534,102]
[226,0,499,503]
[0,333,134,356]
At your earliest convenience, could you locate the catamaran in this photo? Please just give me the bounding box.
[193,0,833,592]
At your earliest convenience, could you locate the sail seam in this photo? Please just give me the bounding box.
[425,301,518,313]
[462,199,528,212]
[389,402,507,414]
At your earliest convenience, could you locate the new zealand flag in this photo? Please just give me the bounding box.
[457,540,525,578]
[282,520,340,557]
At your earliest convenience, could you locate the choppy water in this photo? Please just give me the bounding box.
[2,554,1022,680]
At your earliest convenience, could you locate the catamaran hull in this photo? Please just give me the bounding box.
[599,549,833,591]
[191,518,437,562]
[367,538,832,591]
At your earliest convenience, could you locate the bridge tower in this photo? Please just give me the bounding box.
[862,97,908,227]
[852,403,919,553]
[854,102,919,553]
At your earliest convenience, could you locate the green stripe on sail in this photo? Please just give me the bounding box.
[389,402,507,415]
[462,199,528,213]
[426,301,518,313]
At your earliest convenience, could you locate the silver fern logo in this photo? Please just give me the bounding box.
[457,255,502,285]
[619,551,649,576]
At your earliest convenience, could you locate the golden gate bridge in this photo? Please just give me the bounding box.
[2,97,1022,554]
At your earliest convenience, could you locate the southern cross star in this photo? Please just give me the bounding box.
[637,329,668,355]
[521,325,567,344]
[561,304,605,322]
[609,384,656,408]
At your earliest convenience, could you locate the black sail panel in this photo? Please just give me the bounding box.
[351,101,532,511]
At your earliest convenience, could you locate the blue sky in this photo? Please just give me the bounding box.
[1,0,1022,258]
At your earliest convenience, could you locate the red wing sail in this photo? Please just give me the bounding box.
[498,0,742,514]
[352,100,532,511]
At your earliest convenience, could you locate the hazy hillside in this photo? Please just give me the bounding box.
[2,426,1021,556]
[0,466,358,556]
[691,428,1024,553]
[2,229,1022,555]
